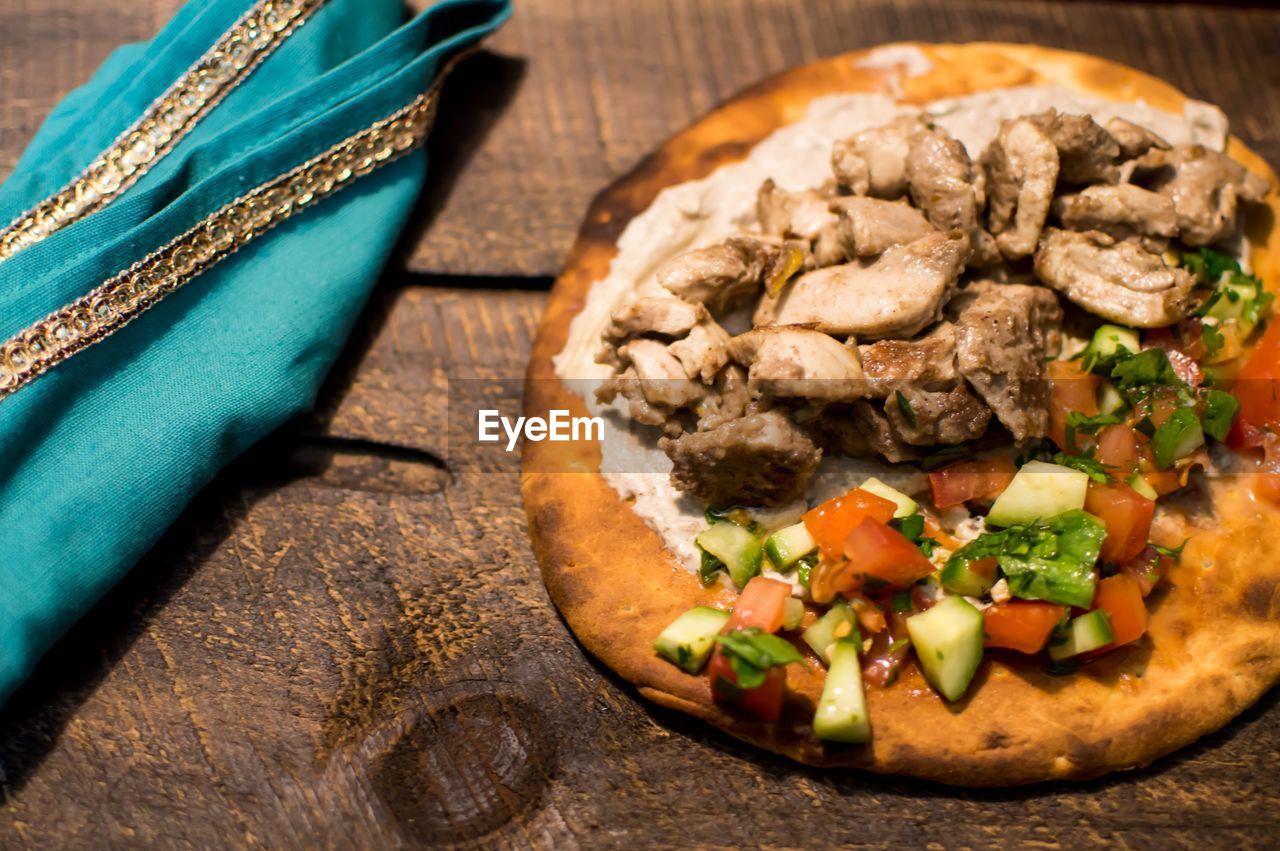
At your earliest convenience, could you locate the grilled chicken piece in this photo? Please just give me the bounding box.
[1131,145,1270,246]
[662,409,822,506]
[857,323,960,396]
[668,320,731,383]
[757,179,845,267]
[883,385,992,446]
[597,338,708,432]
[831,114,927,198]
[829,196,935,257]
[851,400,923,463]
[1029,110,1121,185]
[1105,117,1170,161]
[1052,184,1177,241]
[657,236,793,312]
[728,327,867,402]
[604,297,705,347]
[983,117,1060,260]
[906,126,998,265]
[1034,229,1196,327]
[760,231,966,339]
[950,281,1063,441]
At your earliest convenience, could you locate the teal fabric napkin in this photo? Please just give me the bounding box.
[0,0,511,704]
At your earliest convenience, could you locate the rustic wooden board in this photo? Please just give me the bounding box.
[2,285,1279,847]
[3,0,1280,846]
[4,1,1280,278]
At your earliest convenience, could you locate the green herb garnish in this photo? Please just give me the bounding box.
[1052,451,1113,484]
[892,513,938,558]
[715,628,804,689]
[1201,389,1241,442]
[896,390,917,428]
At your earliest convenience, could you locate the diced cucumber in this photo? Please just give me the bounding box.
[812,639,871,743]
[1128,473,1158,501]
[1083,324,1140,371]
[764,522,817,570]
[939,557,996,597]
[697,522,762,588]
[803,602,859,664]
[1151,407,1204,470]
[1206,278,1262,329]
[858,477,918,518]
[782,597,805,631]
[1096,380,1128,416]
[1048,609,1114,661]
[654,606,731,673]
[906,596,985,702]
[986,460,1089,527]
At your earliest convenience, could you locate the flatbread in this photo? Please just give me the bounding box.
[522,43,1280,786]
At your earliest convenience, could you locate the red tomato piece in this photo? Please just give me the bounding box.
[1048,359,1101,450]
[707,648,786,721]
[1085,481,1155,564]
[803,488,897,559]
[833,517,935,594]
[1145,328,1203,387]
[1095,423,1140,478]
[983,601,1067,653]
[1091,574,1149,648]
[1134,431,1182,496]
[726,576,792,633]
[928,457,1017,508]
[1232,320,1280,443]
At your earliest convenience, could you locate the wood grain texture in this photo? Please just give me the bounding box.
[2,0,1280,846]
[4,1,1280,277]
[2,285,1280,848]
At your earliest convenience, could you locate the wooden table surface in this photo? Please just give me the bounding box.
[3,0,1280,847]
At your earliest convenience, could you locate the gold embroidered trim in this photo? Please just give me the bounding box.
[0,0,325,264]
[0,80,448,399]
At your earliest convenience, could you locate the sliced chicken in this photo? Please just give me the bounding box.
[831,114,926,198]
[1105,117,1169,161]
[883,385,992,446]
[658,236,792,312]
[668,320,731,383]
[906,126,998,265]
[829,196,935,257]
[661,409,822,506]
[760,232,966,339]
[950,281,1063,441]
[857,322,960,396]
[757,179,844,267]
[1131,145,1270,246]
[1052,184,1177,241]
[983,117,1060,259]
[851,400,923,463]
[597,338,708,432]
[604,296,705,344]
[1029,110,1121,185]
[1034,229,1196,327]
[727,327,866,402]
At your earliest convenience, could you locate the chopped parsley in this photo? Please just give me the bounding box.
[715,628,804,689]
[944,510,1106,608]
[1110,348,1180,389]
[1201,322,1226,358]
[1181,247,1242,283]
[896,390,917,427]
[1052,452,1113,484]
[1153,539,1188,561]
[699,549,727,586]
[1202,389,1241,442]
[892,513,938,558]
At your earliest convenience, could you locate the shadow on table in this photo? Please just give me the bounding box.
[394,49,527,271]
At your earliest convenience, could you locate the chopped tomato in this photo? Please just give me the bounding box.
[967,557,1000,586]
[1230,319,1280,448]
[928,457,1017,508]
[1119,546,1170,597]
[1048,359,1100,450]
[707,650,786,721]
[726,576,792,633]
[1084,481,1155,564]
[826,518,935,595]
[1095,423,1140,478]
[983,601,1067,653]
[1143,387,1183,430]
[1255,473,1280,505]
[1145,328,1203,386]
[1091,574,1149,648]
[1254,433,1280,505]
[1175,318,1210,362]
[802,488,897,559]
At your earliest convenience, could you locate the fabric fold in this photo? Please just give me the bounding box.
[0,0,512,705]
